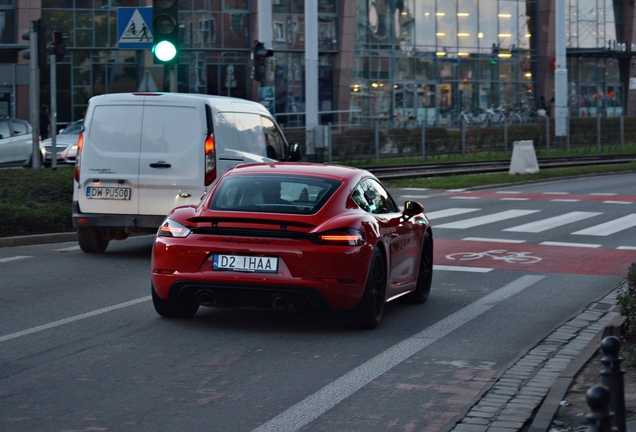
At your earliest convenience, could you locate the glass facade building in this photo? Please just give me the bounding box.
[7,0,635,125]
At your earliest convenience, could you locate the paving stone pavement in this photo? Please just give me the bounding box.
[452,290,621,432]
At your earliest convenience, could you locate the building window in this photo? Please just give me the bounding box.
[199,18,216,45]
[274,21,285,42]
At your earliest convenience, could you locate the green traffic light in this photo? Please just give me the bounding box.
[153,40,177,62]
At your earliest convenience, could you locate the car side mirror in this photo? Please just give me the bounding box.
[288,142,302,162]
[402,200,424,219]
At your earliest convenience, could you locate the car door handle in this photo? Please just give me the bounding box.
[150,162,171,168]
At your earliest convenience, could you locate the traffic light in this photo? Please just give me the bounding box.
[51,31,68,62]
[22,19,47,68]
[152,0,179,64]
[252,40,273,82]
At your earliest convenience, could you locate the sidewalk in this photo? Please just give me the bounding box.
[452,289,630,432]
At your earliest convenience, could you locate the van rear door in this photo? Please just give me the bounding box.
[138,101,206,215]
[77,103,143,215]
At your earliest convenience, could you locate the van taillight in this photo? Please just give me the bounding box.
[204,134,216,186]
[74,132,84,183]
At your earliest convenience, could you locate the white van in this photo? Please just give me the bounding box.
[72,92,301,253]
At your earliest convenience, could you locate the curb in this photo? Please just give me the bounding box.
[527,314,624,432]
[0,232,76,248]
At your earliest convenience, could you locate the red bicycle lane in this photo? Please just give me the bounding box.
[434,238,636,276]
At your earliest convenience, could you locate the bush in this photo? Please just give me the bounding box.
[617,263,636,340]
[0,167,74,237]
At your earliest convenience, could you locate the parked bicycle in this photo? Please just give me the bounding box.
[452,108,488,128]
[482,106,523,126]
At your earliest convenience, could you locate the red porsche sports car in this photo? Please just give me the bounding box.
[151,162,433,329]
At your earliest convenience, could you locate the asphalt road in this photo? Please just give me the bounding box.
[0,173,634,431]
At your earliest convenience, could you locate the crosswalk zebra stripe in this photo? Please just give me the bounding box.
[572,214,636,236]
[435,210,540,229]
[503,211,602,233]
[424,208,481,220]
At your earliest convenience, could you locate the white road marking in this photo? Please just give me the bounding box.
[496,191,522,194]
[0,256,32,263]
[252,275,545,432]
[618,246,636,250]
[540,241,601,248]
[433,265,493,273]
[500,198,530,201]
[572,214,636,236]
[0,296,152,343]
[462,237,526,244]
[603,201,632,205]
[591,193,617,196]
[504,211,602,233]
[425,208,480,220]
[53,246,81,252]
[543,192,568,195]
[550,199,580,202]
[435,210,539,229]
[450,196,481,200]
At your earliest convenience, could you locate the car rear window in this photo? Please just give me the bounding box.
[209,175,341,214]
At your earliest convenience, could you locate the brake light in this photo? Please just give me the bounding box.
[74,132,84,183]
[312,229,365,246]
[205,134,216,186]
[158,219,191,238]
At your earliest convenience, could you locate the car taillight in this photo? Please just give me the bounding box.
[205,134,216,186]
[312,229,365,246]
[74,132,84,182]
[158,219,191,238]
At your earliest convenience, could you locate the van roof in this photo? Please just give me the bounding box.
[87,92,270,115]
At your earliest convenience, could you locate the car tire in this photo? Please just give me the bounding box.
[341,247,386,329]
[77,229,110,253]
[403,231,433,304]
[151,284,199,318]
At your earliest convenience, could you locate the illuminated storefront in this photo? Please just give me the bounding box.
[11,0,636,124]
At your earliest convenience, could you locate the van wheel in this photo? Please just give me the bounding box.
[152,284,199,318]
[77,229,110,253]
[340,247,386,329]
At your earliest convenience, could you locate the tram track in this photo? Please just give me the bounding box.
[368,154,636,181]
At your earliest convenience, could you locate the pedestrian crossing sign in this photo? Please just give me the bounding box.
[117,7,153,49]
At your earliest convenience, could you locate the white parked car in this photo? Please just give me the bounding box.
[0,118,34,167]
[41,119,83,167]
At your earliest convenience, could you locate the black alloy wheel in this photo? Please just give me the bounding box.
[403,231,433,304]
[342,247,387,329]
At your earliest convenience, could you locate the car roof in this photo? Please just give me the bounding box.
[224,163,369,181]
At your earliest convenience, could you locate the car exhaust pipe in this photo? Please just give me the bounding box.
[271,294,292,311]
[196,290,216,306]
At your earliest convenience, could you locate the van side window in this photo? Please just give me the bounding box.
[261,117,286,160]
[234,112,267,157]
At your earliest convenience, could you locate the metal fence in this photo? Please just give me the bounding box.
[281,115,636,165]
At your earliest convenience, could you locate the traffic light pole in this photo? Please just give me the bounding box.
[50,52,57,170]
[28,21,41,169]
[169,65,177,92]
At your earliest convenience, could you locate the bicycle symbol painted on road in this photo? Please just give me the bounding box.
[446,249,542,264]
